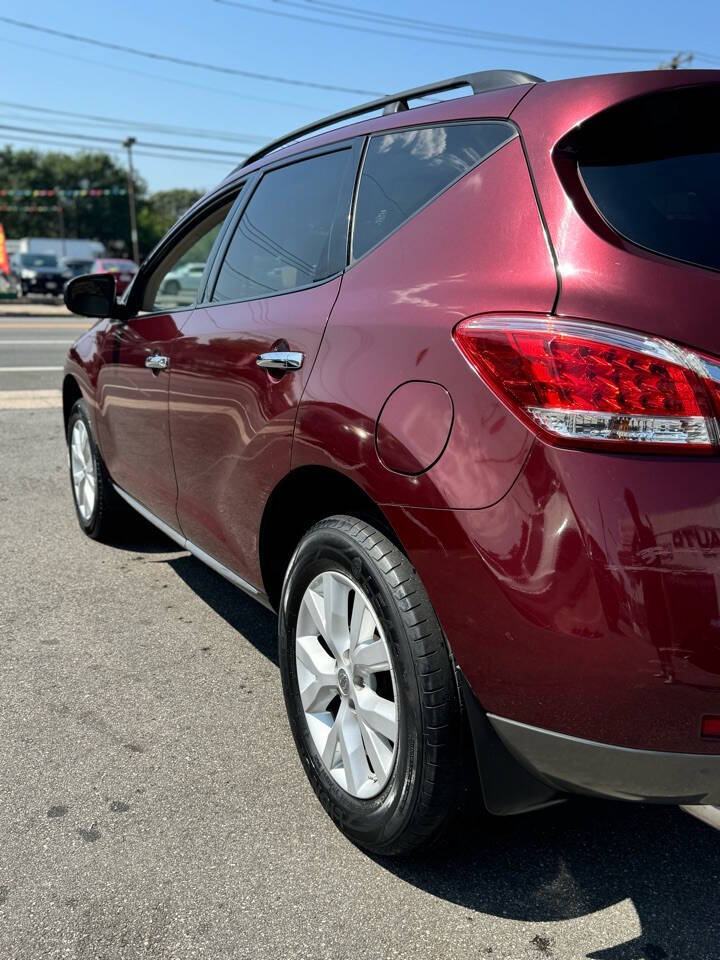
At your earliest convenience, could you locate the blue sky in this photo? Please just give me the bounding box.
[1,0,719,194]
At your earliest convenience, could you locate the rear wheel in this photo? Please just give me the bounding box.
[66,399,128,541]
[279,515,464,856]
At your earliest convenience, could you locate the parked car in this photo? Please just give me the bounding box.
[60,257,95,291]
[91,257,138,295]
[159,261,207,298]
[62,68,720,856]
[14,252,66,296]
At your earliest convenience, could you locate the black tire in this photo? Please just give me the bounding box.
[164,279,180,295]
[278,515,464,856]
[66,399,128,541]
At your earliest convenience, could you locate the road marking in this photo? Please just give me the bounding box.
[0,389,62,409]
[0,366,64,372]
[0,322,88,330]
[0,339,73,345]
[681,804,720,830]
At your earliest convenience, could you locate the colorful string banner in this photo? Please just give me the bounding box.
[0,187,127,198]
[0,204,61,212]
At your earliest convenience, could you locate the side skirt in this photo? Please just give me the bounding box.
[113,484,274,611]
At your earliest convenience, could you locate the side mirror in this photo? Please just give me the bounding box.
[64,273,125,320]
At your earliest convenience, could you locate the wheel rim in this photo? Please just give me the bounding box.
[70,419,97,522]
[296,571,398,799]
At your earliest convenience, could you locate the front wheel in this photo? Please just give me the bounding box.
[279,515,465,856]
[66,399,129,541]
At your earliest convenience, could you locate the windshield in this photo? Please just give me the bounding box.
[571,84,720,272]
[20,254,58,268]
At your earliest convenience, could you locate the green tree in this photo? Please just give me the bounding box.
[137,188,203,256]
[0,147,145,256]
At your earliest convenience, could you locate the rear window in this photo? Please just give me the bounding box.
[352,121,516,261]
[569,85,720,272]
[100,259,136,271]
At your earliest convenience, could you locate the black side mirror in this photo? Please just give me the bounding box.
[64,273,125,320]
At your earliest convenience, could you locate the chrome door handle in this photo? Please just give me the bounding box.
[145,354,170,371]
[256,351,304,371]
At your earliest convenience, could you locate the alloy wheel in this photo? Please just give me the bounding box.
[295,571,398,799]
[70,419,97,522]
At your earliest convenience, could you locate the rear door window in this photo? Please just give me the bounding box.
[352,121,516,261]
[571,84,720,272]
[212,147,354,304]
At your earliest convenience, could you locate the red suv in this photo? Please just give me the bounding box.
[63,69,720,855]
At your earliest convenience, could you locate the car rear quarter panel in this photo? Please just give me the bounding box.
[385,442,720,755]
[293,136,557,509]
[513,70,720,354]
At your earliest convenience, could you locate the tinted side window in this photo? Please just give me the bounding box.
[212,149,352,303]
[572,85,720,272]
[352,122,516,260]
[140,194,237,313]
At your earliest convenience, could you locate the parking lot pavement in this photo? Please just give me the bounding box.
[1,408,720,960]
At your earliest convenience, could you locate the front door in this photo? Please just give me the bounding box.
[96,309,186,529]
[168,143,359,587]
[95,196,237,529]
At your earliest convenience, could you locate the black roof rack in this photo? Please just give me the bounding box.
[239,69,544,170]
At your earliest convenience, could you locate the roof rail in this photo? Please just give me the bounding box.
[238,70,544,170]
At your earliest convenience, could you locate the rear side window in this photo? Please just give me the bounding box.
[212,148,352,303]
[570,85,720,272]
[352,121,516,260]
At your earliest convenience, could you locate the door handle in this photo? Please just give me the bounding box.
[256,351,304,371]
[145,354,170,371]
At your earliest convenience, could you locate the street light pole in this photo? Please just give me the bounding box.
[123,136,140,263]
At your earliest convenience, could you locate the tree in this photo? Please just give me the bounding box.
[137,188,203,256]
[0,148,207,259]
[0,147,145,255]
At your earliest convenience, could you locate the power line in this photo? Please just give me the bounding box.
[213,0,659,62]
[0,134,234,165]
[0,123,246,158]
[0,36,322,111]
[297,0,684,54]
[0,17,386,96]
[0,100,270,145]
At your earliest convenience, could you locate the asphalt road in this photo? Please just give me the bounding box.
[1,334,720,959]
[0,306,88,391]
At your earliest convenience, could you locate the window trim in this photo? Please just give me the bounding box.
[124,181,247,320]
[204,137,364,309]
[348,118,518,266]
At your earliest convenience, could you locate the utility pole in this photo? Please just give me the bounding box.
[659,52,694,69]
[123,136,140,263]
[55,186,66,257]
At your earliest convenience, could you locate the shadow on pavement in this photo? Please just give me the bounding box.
[118,531,720,959]
[166,554,278,665]
[378,799,719,959]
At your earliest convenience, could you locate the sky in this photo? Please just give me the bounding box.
[1,0,719,195]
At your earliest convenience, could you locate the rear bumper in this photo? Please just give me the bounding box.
[22,277,63,293]
[490,714,720,805]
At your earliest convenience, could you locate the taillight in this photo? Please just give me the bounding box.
[453,316,720,453]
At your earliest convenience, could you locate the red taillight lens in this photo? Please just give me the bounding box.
[454,317,720,452]
[702,716,720,739]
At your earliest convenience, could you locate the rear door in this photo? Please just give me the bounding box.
[168,141,360,587]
